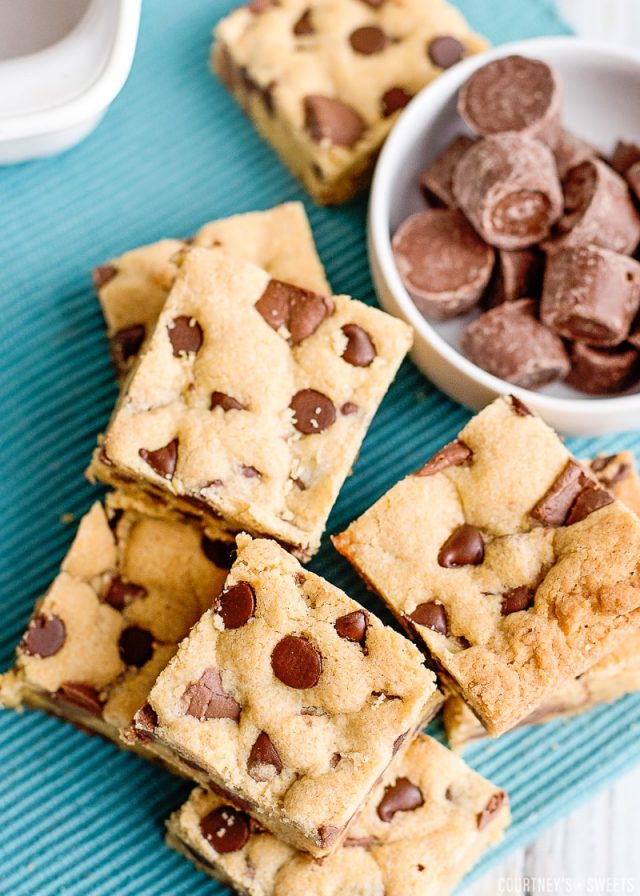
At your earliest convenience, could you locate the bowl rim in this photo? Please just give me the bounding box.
[368,34,640,415]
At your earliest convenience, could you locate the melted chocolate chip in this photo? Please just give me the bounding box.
[112,324,146,363]
[248,731,283,781]
[291,389,336,434]
[438,525,484,568]
[318,826,341,848]
[271,635,322,689]
[408,602,448,634]
[341,324,376,366]
[241,465,262,479]
[477,791,507,830]
[92,264,118,289]
[216,582,256,629]
[501,586,535,615]
[382,87,412,117]
[530,461,590,527]
[428,35,465,69]
[182,668,241,721]
[304,96,365,148]
[335,610,368,646]
[132,703,158,741]
[21,614,66,658]
[104,576,147,609]
[349,25,388,55]
[293,8,313,34]
[55,682,103,718]
[255,279,334,345]
[201,535,237,569]
[139,439,178,479]
[511,395,533,416]
[119,626,154,667]
[210,392,245,411]
[200,806,250,854]
[167,316,203,356]
[377,778,424,822]
[566,486,614,525]
[416,439,472,476]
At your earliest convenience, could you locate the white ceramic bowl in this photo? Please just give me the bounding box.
[0,0,141,164]
[369,36,640,435]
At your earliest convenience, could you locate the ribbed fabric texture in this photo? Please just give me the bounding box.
[3,2,639,894]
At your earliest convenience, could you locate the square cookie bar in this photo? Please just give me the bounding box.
[94,202,330,379]
[443,630,640,751]
[128,535,440,857]
[0,497,230,753]
[334,395,640,735]
[166,733,509,896]
[88,247,413,560]
[212,0,487,204]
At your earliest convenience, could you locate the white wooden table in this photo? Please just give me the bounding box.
[463,764,640,894]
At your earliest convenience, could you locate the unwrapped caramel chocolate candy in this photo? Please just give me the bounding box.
[461,299,570,388]
[541,245,640,347]
[453,133,562,250]
[487,248,544,306]
[567,342,640,395]
[544,159,640,255]
[392,209,494,320]
[553,129,599,179]
[419,135,474,208]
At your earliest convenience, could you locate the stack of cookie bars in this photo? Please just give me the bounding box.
[4,2,640,895]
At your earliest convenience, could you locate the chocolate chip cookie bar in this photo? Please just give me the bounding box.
[94,202,330,379]
[333,395,640,736]
[212,0,487,204]
[128,535,440,857]
[444,630,640,751]
[0,497,230,752]
[166,733,509,895]
[88,247,413,560]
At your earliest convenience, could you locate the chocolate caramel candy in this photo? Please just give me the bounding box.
[453,133,562,250]
[566,342,640,395]
[419,135,474,208]
[544,159,640,256]
[461,299,570,389]
[553,129,599,179]
[540,245,640,347]
[611,140,640,178]
[457,55,561,144]
[627,163,640,203]
[486,248,544,306]
[392,209,494,320]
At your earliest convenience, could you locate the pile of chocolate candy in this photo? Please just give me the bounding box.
[393,55,640,395]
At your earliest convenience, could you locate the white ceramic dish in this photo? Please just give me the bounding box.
[369,37,640,435]
[0,0,141,164]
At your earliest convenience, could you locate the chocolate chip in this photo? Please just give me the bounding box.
[21,614,66,657]
[501,586,535,615]
[428,35,464,68]
[216,582,256,629]
[255,279,334,345]
[292,477,307,490]
[241,465,262,479]
[271,635,322,689]
[139,439,178,479]
[132,702,158,741]
[341,324,376,366]
[55,682,103,718]
[438,525,484,568]
[510,395,533,416]
[207,780,255,813]
[591,456,630,487]
[118,626,154,667]
[291,389,336,434]
[200,806,250,854]
[248,731,283,781]
[304,96,365,148]
[408,602,448,634]
[92,264,118,289]
[318,826,340,848]
[566,486,614,525]
[530,461,590,527]
[293,8,313,34]
[381,87,412,117]
[416,439,472,476]
[201,535,237,569]
[377,778,424,822]
[210,392,245,411]
[112,324,146,363]
[167,316,203,356]
[182,667,241,721]
[477,791,507,830]
[335,610,368,645]
[349,25,388,55]
[104,576,147,609]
